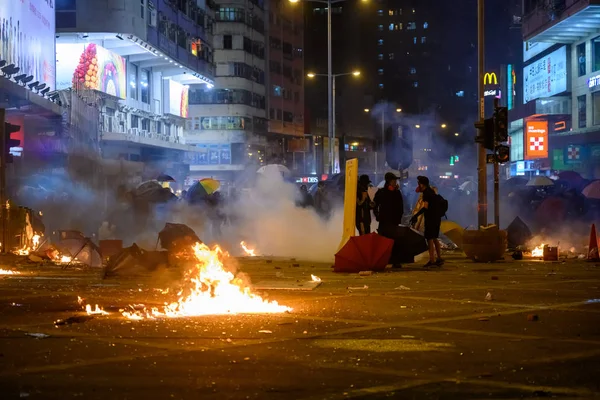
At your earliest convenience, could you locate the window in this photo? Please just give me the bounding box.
[410,67,416,74]
[378,83,384,89]
[131,114,139,128]
[141,0,145,19]
[389,53,394,60]
[378,9,383,16]
[377,24,383,31]
[283,112,294,122]
[578,94,587,128]
[129,64,138,100]
[592,91,600,125]
[378,54,383,60]
[389,23,394,31]
[423,22,428,29]
[413,37,417,44]
[223,35,232,49]
[378,68,384,75]
[413,81,419,87]
[456,90,465,97]
[140,69,150,104]
[407,22,416,30]
[593,36,600,72]
[217,7,245,22]
[269,108,275,119]
[273,85,282,97]
[56,0,77,28]
[378,39,383,46]
[388,23,401,31]
[577,42,586,76]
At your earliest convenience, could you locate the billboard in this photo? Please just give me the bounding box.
[523,46,567,104]
[525,120,548,160]
[186,144,231,165]
[163,80,189,118]
[523,41,553,63]
[0,0,56,89]
[56,43,127,99]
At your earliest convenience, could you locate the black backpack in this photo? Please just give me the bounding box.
[436,194,449,218]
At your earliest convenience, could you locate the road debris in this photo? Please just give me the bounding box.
[347,285,369,290]
[54,315,95,326]
[479,317,490,321]
[485,292,494,301]
[358,271,373,277]
[527,314,539,322]
[25,333,50,339]
[258,330,272,334]
[395,285,411,291]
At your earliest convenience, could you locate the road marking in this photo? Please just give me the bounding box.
[298,381,436,400]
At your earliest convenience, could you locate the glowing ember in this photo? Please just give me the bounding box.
[122,243,291,319]
[240,241,257,257]
[59,255,72,263]
[311,274,322,282]
[13,245,31,256]
[531,244,545,257]
[0,269,20,275]
[32,234,41,249]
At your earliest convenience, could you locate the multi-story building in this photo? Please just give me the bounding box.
[185,0,267,186]
[54,0,215,188]
[513,0,600,178]
[267,0,306,175]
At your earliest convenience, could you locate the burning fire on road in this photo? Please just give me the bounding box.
[531,244,545,258]
[240,241,257,257]
[0,269,21,275]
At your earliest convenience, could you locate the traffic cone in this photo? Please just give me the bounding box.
[588,224,600,261]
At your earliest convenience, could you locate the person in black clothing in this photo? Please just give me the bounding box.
[297,184,314,208]
[356,175,373,235]
[410,176,443,267]
[374,173,404,235]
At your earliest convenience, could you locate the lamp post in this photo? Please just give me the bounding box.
[364,106,401,178]
[290,0,367,174]
[307,70,360,173]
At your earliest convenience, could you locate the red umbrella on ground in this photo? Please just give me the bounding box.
[334,233,394,273]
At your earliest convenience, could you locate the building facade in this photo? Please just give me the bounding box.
[512,0,600,178]
[55,0,216,188]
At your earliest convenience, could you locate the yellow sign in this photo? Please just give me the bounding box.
[338,158,358,252]
[484,72,498,85]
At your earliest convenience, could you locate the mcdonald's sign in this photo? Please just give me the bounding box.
[484,72,498,85]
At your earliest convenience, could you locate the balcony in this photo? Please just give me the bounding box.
[523,0,600,43]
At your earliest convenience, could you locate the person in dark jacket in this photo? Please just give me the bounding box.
[374,172,404,236]
[314,181,331,220]
[297,184,314,208]
[410,175,443,267]
[356,175,374,235]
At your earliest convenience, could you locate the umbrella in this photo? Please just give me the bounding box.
[156,174,176,182]
[388,226,429,263]
[459,181,477,192]
[334,233,393,273]
[135,181,177,203]
[505,177,528,187]
[186,178,220,203]
[158,223,202,251]
[535,196,567,227]
[558,171,583,182]
[506,216,531,248]
[257,164,291,178]
[582,180,600,199]
[526,176,554,187]
[440,220,464,248]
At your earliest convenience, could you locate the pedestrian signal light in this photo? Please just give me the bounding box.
[494,106,508,142]
[4,122,21,164]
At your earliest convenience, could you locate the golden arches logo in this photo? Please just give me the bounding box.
[484,72,498,85]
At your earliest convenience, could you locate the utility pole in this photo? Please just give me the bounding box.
[476,0,487,227]
[327,0,334,175]
[493,97,500,227]
[0,108,7,253]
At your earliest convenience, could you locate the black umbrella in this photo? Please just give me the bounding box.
[156,174,176,182]
[382,225,428,264]
[158,223,201,251]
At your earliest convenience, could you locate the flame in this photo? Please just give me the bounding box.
[13,246,31,255]
[240,241,257,257]
[32,234,41,249]
[0,269,20,275]
[311,274,322,282]
[122,243,291,319]
[78,297,109,315]
[59,255,72,263]
[531,244,545,257]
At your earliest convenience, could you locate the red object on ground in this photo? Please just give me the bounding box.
[588,224,599,261]
[99,240,123,261]
[334,233,394,273]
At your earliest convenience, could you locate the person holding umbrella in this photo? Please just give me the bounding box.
[410,176,444,267]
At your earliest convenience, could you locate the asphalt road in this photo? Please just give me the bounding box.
[0,253,599,399]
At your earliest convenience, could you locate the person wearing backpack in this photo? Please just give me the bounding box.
[410,176,445,267]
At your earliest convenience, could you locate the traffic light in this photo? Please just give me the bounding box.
[4,122,21,164]
[494,145,510,164]
[474,117,495,150]
[384,123,413,170]
[494,106,508,142]
[449,155,459,165]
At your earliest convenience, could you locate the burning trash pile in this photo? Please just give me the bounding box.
[11,230,98,267]
[78,242,292,320]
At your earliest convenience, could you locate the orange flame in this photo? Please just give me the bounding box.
[0,269,20,275]
[77,296,109,315]
[122,243,291,319]
[531,244,545,257]
[311,274,322,282]
[240,241,257,257]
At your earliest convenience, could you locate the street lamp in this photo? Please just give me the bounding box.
[415,124,421,128]
[441,123,447,128]
[364,108,370,112]
[454,132,459,136]
[306,70,361,173]
[290,0,367,174]
[396,108,402,112]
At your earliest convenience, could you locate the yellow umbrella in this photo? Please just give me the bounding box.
[198,178,220,195]
[441,220,464,248]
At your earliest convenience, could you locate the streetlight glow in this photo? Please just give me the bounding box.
[364,108,370,112]
[415,124,421,128]
[454,132,459,136]
[307,73,316,78]
[396,108,402,112]
[289,0,299,3]
[441,123,447,128]
[352,70,361,76]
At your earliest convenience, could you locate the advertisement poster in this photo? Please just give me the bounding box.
[523,46,567,104]
[163,80,189,118]
[0,0,56,90]
[523,41,553,63]
[56,43,126,99]
[525,120,548,160]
